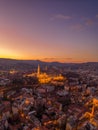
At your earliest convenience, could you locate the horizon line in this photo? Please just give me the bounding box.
[0,57,98,64]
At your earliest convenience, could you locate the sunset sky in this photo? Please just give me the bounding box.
[0,0,98,62]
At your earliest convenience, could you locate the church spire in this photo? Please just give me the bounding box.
[37,64,40,76]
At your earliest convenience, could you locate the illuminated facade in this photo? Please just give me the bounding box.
[24,65,65,84]
[37,65,51,84]
[37,65,65,84]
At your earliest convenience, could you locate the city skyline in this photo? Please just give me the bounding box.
[0,0,98,63]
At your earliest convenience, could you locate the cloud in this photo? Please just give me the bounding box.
[42,58,73,62]
[85,19,93,26]
[71,24,84,31]
[96,14,98,18]
[50,14,72,21]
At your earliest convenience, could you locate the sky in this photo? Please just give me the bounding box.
[0,0,98,63]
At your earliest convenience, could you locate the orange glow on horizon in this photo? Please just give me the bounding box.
[0,1,97,64]
[0,54,97,63]
[0,27,97,63]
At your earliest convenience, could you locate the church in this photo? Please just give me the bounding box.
[37,65,65,84]
[24,65,65,84]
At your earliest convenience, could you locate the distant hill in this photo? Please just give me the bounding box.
[0,58,98,71]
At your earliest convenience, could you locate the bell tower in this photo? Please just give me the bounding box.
[37,64,40,76]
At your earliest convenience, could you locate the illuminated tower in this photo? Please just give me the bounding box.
[37,64,40,76]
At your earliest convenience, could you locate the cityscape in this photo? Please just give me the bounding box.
[0,59,98,130]
[0,0,98,130]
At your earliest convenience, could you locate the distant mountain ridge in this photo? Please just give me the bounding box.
[0,58,98,71]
